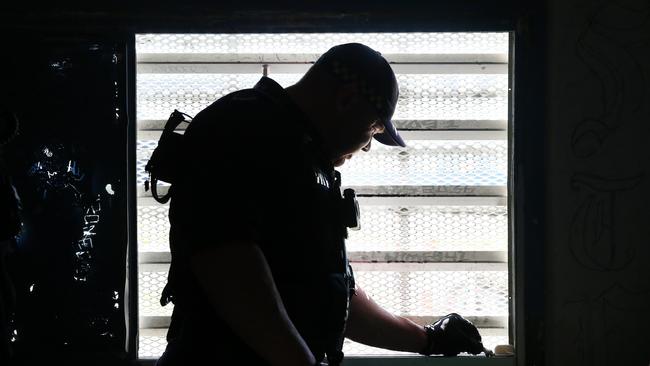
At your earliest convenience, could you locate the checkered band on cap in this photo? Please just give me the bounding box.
[312,43,405,147]
[330,60,387,113]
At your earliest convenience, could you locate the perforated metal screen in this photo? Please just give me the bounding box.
[135,32,511,360]
[338,140,507,187]
[139,330,168,359]
[348,205,507,252]
[138,329,509,359]
[139,270,173,317]
[137,206,169,253]
[136,33,508,55]
[136,139,507,187]
[138,266,507,319]
[137,73,507,121]
[355,270,508,316]
[136,203,507,254]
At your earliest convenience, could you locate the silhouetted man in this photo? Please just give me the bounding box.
[156,43,484,366]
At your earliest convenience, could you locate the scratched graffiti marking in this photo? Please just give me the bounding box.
[563,282,650,365]
[27,144,84,200]
[570,1,649,158]
[571,4,650,158]
[569,173,643,271]
[72,195,102,283]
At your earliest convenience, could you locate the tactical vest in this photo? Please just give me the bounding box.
[145,77,358,365]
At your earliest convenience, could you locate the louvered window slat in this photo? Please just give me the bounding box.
[135,32,510,359]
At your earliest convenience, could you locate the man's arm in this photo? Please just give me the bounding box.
[344,285,428,353]
[190,242,316,366]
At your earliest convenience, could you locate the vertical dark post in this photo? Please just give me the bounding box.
[512,7,547,366]
[2,34,132,365]
[125,32,139,361]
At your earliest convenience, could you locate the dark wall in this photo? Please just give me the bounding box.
[546,0,650,365]
[0,1,555,365]
[1,1,521,32]
[0,36,132,365]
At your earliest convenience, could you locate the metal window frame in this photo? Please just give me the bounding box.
[127,31,139,360]
[130,31,517,366]
[136,357,515,366]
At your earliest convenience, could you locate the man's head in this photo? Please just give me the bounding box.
[285,43,404,166]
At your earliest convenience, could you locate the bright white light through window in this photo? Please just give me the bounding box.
[135,32,511,359]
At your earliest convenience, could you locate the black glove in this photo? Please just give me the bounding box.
[420,313,485,356]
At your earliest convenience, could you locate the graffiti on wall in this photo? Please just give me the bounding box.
[561,0,650,364]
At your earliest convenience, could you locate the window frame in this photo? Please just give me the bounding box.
[128,31,520,366]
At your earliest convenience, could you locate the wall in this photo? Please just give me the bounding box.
[0,1,558,365]
[1,37,132,365]
[547,0,650,365]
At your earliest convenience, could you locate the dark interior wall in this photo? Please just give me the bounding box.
[1,0,521,32]
[0,1,555,365]
[546,1,650,365]
[0,35,131,365]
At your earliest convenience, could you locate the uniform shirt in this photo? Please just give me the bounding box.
[160,77,352,365]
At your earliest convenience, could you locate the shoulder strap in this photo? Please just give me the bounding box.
[144,109,192,204]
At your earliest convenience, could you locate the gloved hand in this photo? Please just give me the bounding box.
[420,313,485,356]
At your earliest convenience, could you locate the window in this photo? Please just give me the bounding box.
[135,32,511,360]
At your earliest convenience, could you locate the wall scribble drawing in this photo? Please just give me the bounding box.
[569,173,643,271]
[550,0,650,364]
[27,144,85,201]
[562,283,650,366]
[2,38,130,361]
[571,1,648,158]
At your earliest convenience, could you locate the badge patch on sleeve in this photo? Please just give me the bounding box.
[314,168,330,189]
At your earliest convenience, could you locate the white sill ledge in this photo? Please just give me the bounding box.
[138,355,515,366]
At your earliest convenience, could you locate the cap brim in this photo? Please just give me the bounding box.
[374,120,406,147]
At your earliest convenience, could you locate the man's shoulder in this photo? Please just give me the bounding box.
[180,89,273,147]
[194,88,276,126]
[180,85,306,160]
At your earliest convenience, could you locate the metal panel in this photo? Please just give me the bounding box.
[136,205,169,253]
[136,195,507,207]
[136,199,507,256]
[138,315,507,330]
[136,118,508,131]
[136,130,505,142]
[399,131,506,140]
[138,251,507,265]
[138,262,507,273]
[338,140,507,187]
[348,204,507,252]
[137,327,512,361]
[135,185,507,198]
[135,33,509,55]
[136,73,508,121]
[138,264,508,320]
[136,139,507,188]
[134,31,513,361]
[394,119,507,130]
[137,53,509,64]
[352,263,507,271]
[357,197,506,206]
[343,327,508,356]
[137,63,508,75]
[350,251,507,263]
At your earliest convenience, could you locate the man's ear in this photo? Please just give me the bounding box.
[335,83,360,113]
